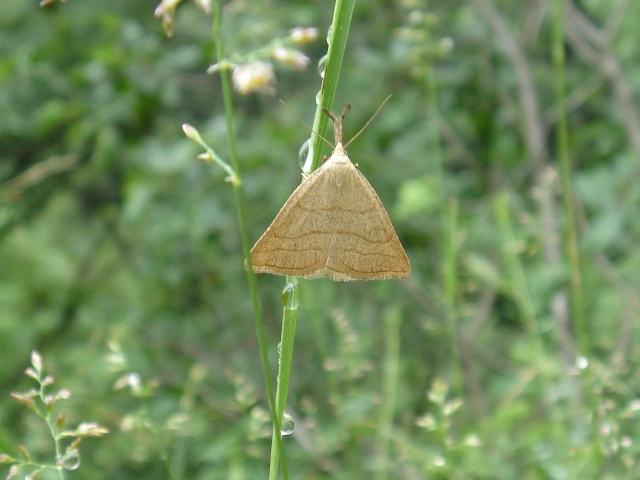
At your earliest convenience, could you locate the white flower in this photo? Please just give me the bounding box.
[273,47,310,71]
[232,62,276,95]
[289,27,319,44]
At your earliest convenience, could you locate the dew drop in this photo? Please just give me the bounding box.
[58,451,80,471]
[576,356,589,370]
[280,278,299,310]
[326,25,333,44]
[298,138,312,169]
[317,55,327,78]
[281,413,295,436]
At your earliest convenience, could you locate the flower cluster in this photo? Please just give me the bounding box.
[1,351,108,479]
[153,1,318,94]
[223,28,319,96]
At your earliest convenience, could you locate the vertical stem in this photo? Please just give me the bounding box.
[374,306,401,480]
[423,18,463,393]
[308,0,356,173]
[551,7,604,473]
[37,373,65,479]
[170,365,206,480]
[550,0,587,352]
[493,193,543,350]
[269,277,299,480]
[494,193,572,447]
[210,2,288,477]
[442,199,462,390]
[267,0,356,476]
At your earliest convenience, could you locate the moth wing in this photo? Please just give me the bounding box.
[250,165,333,278]
[323,166,411,280]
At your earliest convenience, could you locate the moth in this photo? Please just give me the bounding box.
[250,102,410,281]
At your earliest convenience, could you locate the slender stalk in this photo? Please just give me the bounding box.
[550,6,605,473]
[42,389,66,480]
[170,365,206,480]
[267,0,356,477]
[493,193,543,349]
[269,277,299,480]
[209,2,288,477]
[442,199,462,391]
[550,0,587,352]
[374,306,402,480]
[422,15,463,394]
[307,0,356,173]
[493,192,569,447]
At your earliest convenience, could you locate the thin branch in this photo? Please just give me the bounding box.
[473,0,549,178]
[565,1,640,158]
[458,288,495,417]
[531,167,576,367]
[475,0,576,366]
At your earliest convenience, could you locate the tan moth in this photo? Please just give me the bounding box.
[250,103,410,281]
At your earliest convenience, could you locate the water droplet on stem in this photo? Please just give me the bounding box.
[58,451,80,470]
[281,413,295,435]
[317,55,327,78]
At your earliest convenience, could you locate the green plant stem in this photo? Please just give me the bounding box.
[422,23,463,394]
[494,193,571,447]
[210,2,288,478]
[495,191,587,443]
[442,199,462,391]
[49,428,64,480]
[269,277,299,480]
[170,365,205,480]
[267,0,355,476]
[550,0,587,353]
[374,306,402,480]
[308,0,356,173]
[550,7,604,473]
[493,193,543,349]
[37,377,65,479]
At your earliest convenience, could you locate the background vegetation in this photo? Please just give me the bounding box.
[1,0,640,478]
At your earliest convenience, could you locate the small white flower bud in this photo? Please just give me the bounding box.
[232,62,276,95]
[289,27,319,44]
[154,0,181,17]
[193,0,211,14]
[273,47,310,71]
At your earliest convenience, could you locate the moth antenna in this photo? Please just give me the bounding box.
[323,104,351,145]
[343,95,391,149]
[340,103,352,119]
[321,107,336,122]
[280,99,334,149]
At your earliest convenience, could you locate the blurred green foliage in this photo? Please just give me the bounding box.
[1,0,640,478]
